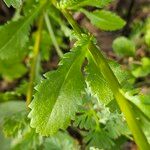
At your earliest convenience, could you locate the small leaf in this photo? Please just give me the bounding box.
[81,9,126,31]
[0,4,43,59]
[12,128,41,150]
[44,132,79,150]
[60,0,112,9]
[113,36,136,57]
[131,57,150,77]
[4,0,22,8]
[28,41,88,136]
[3,112,27,137]
[0,101,26,124]
[104,113,130,139]
[0,58,27,81]
[85,130,115,149]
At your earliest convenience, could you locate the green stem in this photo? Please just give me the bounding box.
[26,15,43,108]
[61,9,150,150]
[61,9,83,37]
[44,13,63,58]
[88,43,150,150]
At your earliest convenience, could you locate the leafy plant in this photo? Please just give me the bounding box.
[0,0,150,150]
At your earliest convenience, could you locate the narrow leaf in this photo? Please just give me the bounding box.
[61,0,112,9]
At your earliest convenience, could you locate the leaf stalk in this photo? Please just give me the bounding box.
[26,15,43,108]
[44,13,63,58]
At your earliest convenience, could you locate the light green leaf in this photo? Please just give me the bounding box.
[3,112,27,137]
[131,57,150,77]
[0,59,27,81]
[113,36,136,57]
[125,92,150,120]
[60,0,112,9]
[86,56,113,105]
[85,130,115,149]
[145,19,150,48]
[28,42,88,136]
[0,101,26,124]
[12,128,41,150]
[81,9,126,31]
[4,0,22,8]
[145,30,150,48]
[85,54,130,105]
[0,4,43,59]
[104,113,130,139]
[44,132,79,150]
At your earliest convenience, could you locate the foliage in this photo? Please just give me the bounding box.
[0,0,150,149]
[112,36,136,57]
[81,9,126,31]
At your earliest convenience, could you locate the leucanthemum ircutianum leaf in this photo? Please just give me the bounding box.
[28,39,89,136]
[0,4,43,59]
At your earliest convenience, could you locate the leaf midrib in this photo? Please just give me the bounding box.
[45,50,85,132]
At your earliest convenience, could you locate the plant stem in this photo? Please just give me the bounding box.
[61,9,150,150]
[44,13,63,58]
[61,9,83,37]
[88,43,150,150]
[26,15,43,108]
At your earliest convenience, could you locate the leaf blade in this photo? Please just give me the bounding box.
[61,0,112,9]
[28,42,87,136]
[81,9,126,31]
[0,4,43,59]
[4,0,22,8]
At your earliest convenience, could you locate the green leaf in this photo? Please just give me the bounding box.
[3,112,27,137]
[145,19,150,48]
[12,128,42,150]
[0,101,26,124]
[145,30,150,48]
[28,41,88,136]
[0,4,43,60]
[85,130,115,149]
[60,0,112,9]
[85,56,113,105]
[131,57,150,77]
[81,9,126,31]
[125,92,150,120]
[0,92,20,103]
[113,36,136,57]
[0,59,27,81]
[4,0,22,8]
[85,54,130,105]
[104,113,130,139]
[44,132,79,150]
[40,30,52,61]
